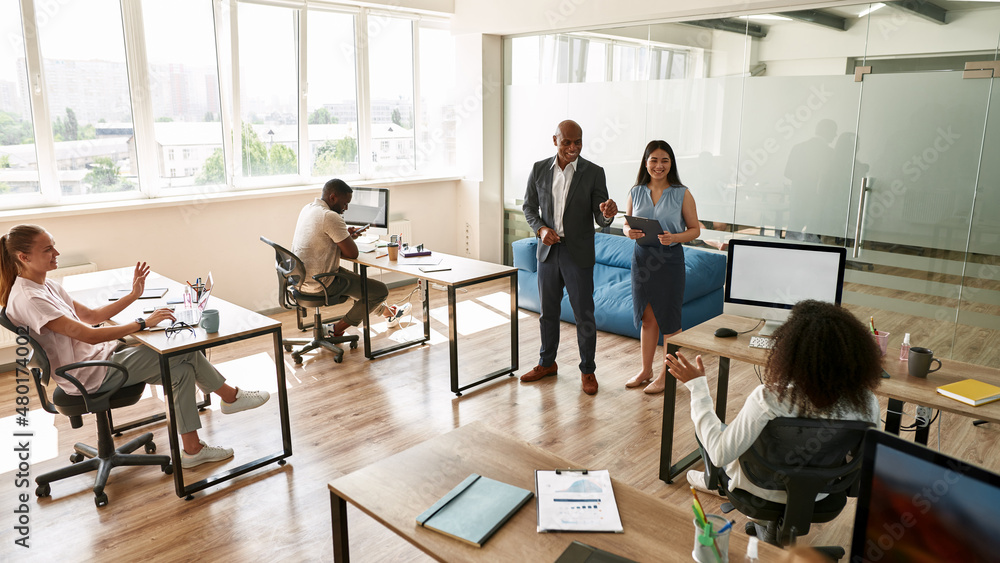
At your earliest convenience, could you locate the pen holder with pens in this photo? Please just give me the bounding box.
[692,514,731,563]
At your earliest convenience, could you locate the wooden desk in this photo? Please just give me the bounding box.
[65,268,292,499]
[343,250,518,396]
[661,314,1000,483]
[328,422,784,562]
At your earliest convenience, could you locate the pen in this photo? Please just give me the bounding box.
[870,316,877,335]
[717,519,734,534]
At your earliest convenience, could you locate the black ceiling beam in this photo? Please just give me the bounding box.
[886,1,948,25]
[685,18,767,38]
[778,9,847,31]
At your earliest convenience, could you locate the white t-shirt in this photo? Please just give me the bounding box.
[6,276,117,395]
[291,198,351,294]
[685,376,879,503]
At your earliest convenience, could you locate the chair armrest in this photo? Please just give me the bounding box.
[311,272,352,306]
[55,361,130,413]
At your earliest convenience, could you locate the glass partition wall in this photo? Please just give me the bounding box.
[502,3,1000,368]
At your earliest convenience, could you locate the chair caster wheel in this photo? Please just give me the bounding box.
[145,442,157,454]
[95,492,109,507]
[162,464,173,475]
[292,353,302,365]
[350,341,358,350]
[70,453,84,463]
[334,355,343,364]
[36,483,51,497]
[283,344,292,353]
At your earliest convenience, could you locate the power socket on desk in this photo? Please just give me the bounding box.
[916,406,933,427]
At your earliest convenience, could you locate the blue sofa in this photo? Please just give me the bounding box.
[512,233,727,339]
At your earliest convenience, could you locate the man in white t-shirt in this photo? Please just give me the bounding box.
[291,179,410,337]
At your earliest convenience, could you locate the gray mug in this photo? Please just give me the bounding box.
[200,309,220,333]
[908,346,941,378]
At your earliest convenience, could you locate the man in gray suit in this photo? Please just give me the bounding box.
[520,120,618,395]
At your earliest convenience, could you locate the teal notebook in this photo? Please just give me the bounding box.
[416,473,533,547]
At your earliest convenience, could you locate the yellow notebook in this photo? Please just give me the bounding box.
[936,379,1000,407]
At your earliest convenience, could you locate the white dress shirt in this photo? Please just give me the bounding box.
[549,157,577,237]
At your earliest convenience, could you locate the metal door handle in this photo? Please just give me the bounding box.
[852,177,871,258]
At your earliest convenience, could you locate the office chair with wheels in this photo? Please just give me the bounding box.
[708,418,873,561]
[260,236,359,364]
[1,309,172,508]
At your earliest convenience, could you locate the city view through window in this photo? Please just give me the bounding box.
[0,1,455,208]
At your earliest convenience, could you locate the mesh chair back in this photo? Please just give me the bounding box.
[1,308,60,416]
[260,236,308,310]
[739,417,871,496]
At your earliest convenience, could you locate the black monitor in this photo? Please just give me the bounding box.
[342,187,389,229]
[724,238,846,335]
[850,429,1000,562]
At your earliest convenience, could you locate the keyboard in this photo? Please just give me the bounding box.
[749,336,774,349]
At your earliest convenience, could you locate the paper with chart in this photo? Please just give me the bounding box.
[535,469,623,533]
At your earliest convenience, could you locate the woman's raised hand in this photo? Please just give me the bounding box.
[130,262,150,298]
[665,351,705,383]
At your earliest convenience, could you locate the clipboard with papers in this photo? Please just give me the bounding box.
[535,469,623,533]
[623,215,664,247]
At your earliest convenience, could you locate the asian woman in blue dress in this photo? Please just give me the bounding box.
[622,140,701,394]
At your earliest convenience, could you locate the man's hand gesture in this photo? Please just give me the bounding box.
[600,198,618,219]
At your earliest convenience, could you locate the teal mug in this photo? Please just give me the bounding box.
[200,309,220,333]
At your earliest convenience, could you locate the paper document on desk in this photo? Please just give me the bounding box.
[535,469,623,533]
[399,257,442,266]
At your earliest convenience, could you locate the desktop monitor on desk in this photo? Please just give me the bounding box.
[343,187,390,232]
[724,238,846,335]
[850,429,1000,562]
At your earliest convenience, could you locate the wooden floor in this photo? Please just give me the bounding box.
[4,279,1000,562]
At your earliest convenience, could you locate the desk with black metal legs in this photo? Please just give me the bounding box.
[664,314,1000,484]
[66,268,292,499]
[342,250,518,396]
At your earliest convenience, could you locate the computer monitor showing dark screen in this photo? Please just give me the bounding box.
[342,187,389,228]
[850,430,1000,562]
[724,238,846,335]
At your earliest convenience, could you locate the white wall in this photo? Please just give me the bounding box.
[1,181,459,314]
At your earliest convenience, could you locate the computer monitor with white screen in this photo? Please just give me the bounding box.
[342,187,389,232]
[724,238,846,336]
[850,429,1000,562]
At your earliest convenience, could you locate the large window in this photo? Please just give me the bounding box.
[0,2,37,203]
[1,0,456,211]
[306,9,359,177]
[367,14,415,176]
[38,0,137,197]
[142,0,224,190]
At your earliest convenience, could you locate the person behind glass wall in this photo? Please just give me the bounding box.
[784,119,836,242]
[623,140,700,394]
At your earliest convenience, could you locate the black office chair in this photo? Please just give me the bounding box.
[708,418,873,560]
[260,236,359,364]
[1,309,172,507]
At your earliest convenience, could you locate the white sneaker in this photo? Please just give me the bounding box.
[221,388,270,414]
[386,302,412,328]
[687,470,715,495]
[181,441,234,468]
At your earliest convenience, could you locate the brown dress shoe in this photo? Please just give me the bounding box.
[520,362,558,382]
[581,373,598,395]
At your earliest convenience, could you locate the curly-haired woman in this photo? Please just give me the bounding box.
[666,299,882,502]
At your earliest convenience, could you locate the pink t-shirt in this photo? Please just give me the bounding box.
[6,276,116,394]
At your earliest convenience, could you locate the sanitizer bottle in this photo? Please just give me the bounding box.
[899,333,911,361]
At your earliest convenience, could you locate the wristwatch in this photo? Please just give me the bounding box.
[135,317,146,330]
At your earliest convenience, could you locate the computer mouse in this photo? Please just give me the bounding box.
[714,327,738,338]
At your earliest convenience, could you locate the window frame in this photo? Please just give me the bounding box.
[3,0,453,212]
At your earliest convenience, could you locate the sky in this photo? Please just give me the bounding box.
[1,0,418,105]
